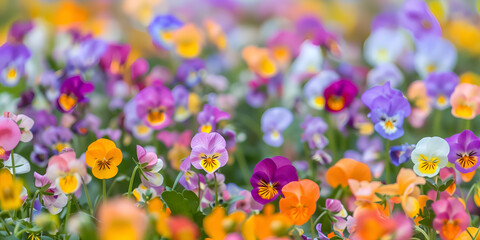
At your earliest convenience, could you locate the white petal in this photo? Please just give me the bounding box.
[20,131,33,142]
[150,158,164,172]
[5,154,31,174]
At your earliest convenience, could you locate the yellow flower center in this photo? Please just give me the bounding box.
[258,180,278,200]
[136,125,150,135]
[58,174,78,194]
[290,203,308,222]
[454,104,474,119]
[200,153,221,173]
[418,154,439,175]
[377,48,388,62]
[327,95,345,111]
[426,64,436,73]
[7,68,17,80]
[177,40,200,58]
[147,108,166,126]
[313,96,325,109]
[161,31,173,43]
[58,93,78,112]
[53,142,70,153]
[259,58,277,77]
[0,147,5,156]
[201,124,212,133]
[273,45,290,62]
[437,95,447,106]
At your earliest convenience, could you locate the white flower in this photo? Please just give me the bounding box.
[411,136,449,177]
[364,28,405,66]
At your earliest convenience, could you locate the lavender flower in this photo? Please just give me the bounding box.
[399,0,442,39]
[301,115,328,150]
[0,43,31,86]
[424,71,459,110]
[261,107,293,147]
[189,132,228,173]
[197,104,230,133]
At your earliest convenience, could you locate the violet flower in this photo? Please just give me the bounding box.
[99,43,130,77]
[175,59,207,88]
[172,85,191,122]
[148,15,183,50]
[135,84,175,130]
[366,63,404,88]
[67,38,107,71]
[197,104,230,133]
[8,20,33,43]
[30,144,50,167]
[261,107,293,147]
[399,0,442,39]
[0,43,31,86]
[179,157,205,192]
[445,130,480,173]
[424,71,459,110]
[189,132,228,173]
[301,115,328,150]
[389,143,415,166]
[56,75,94,113]
[250,156,298,204]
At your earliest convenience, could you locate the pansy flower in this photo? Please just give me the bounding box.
[99,43,131,77]
[34,172,68,214]
[324,79,358,113]
[290,40,322,77]
[197,104,230,133]
[303,70,339,110]
[41,126,72,154]
[56,75,94,113]
[389,143,415,166]
[242,46,278,78]
[135,84,175,130]
[301,115,328,150]
[0,43,31,87]
[66,38,107,71]
[432,198,469,240]
[364,28,405,66]
[8,20,33,43]
[326,158,372,188]
[424,71,459,110]
[189,132,228,173]
[3,112,34,142]
[361,81,411,140]
[250,156,298,204]
[450,83,480,119]
[261,107,293,147]
[411,136,449,177]
[407,80,431,128]
[445,130,480,173]
[0,169,24,210]
[85,138,123,179]
[279,179,320,225]
[366,63,404,88]
[399,0,442,39]
[136,145,164,188]
[179,157,205,192]
[148,15,184,50]
[172,85,192,122]
[171,23,204,59]
[175,59,207,88]
[46,150,89,194]
[266,30,301,68]
[414,36,457,77]
[0,117,21,160]
[204,19,227,51]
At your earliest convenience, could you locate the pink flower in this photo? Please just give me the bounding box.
[45,150,90,194]
[136,145,164,188]
[4,112,34,142]
[432,197,470,240]
[34,172,68,214]
[0,117,21,160]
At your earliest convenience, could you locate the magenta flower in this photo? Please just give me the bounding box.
[135,84,175,130]
[189,132,228,173]
[432,197,469,240]
[445,130,480,173]
[136,145,164,188]
[324,79,358,113]
[56,75,94,113]
[250,156,298,204]
[0,117,21,160]
[197,104,230,133]
[99,43,130,77]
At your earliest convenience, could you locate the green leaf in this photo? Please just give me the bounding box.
[161,190,192,217]
[182,190,200,213]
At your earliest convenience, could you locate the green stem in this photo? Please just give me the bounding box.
[172,171,183,190]
[0,216,11,235]
[29,191,39,222]
[197,176,204,211]
[235,144,251,185]
[127,166,139,199]
[64,195,72,240]
[310,218,316,238]
[214,172,219,207]
[433,109,442,136]
[11,149,15,176]
[81,178,93,215]
[313,211,328,226]
[414,225,429,240]
[102,179,107,204]
[304,142,315,179]
[385,140,391,184]
[466,119,472,131]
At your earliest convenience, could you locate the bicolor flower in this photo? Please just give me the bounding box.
[171,23,203,59]
[324,79,358,112]
[261,107,293,147]
[135,84,175,130]
[46,150,89,194]
[0,169,24,210]
[301,115,328,150]
[34,172,68,214]
[197,104,230,133]
[366,63,404,88]
[389,143,415,166]
[450,83,480,119]
[279,179,320,225]
[56,75,94,113]
[361,81,411,140]
[414,36,457,77]
[41,126,73,154]
[189,132,228,173]
[250,156,298,204]
[303,70,339,110]
[178,157,205,192]
[445,130,480,173]
[85,138,123,179]
[432,198,469,240]
[99,43,131,77]
[3,112,34,142]
[326,158,372,188]
[399,0,442,39]
[175,59,207,88]
[242,46,278,78]
[0,43,31,87]
[0,117,21,160]
[148,15,183,50]
[364,27,405,66]
[136,145,164,188]
[411,136,449,177]
[425,71,459,110]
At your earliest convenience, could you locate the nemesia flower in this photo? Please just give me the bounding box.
[414,36,457,77]
[0,117,21,160]
[445,130,480,173]
[407,80,431,128]
[411,136,449,177]
[366,63,403,88]
[389,143,415,166]
[326,158,371,188]
[3,112,34,142]
[279,179,320,225]
[46,150,89,194]
[0,169,24,210]
[250,156,298,204]
[364,28,405,66]
[34,172,68,214]
[189,132,228,173]
[56,75,94,113]
[171,23,203,59]
[261,107,293,147]
[197,104,230,133]
[361,81,411,140]
[135,84,175,130]
[424,72,459,110]
[399,0,442,39]
[450,83,480,119]
[301,115,328,150]
[303,70,339,110]
[148,15,184,50]
[97,198,147,240]
[85,139,123,179]
[242,46,277,78]
[204,207,246,240]
[136,145,164,188]
[432,197,469,240]
[0,43,31,86]
[323,79,358,112]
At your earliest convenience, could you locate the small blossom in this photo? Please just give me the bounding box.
[411,136,449,177]
[85,139,123,179]
[56,75,94,113]
[189,132,228,173]
[261,107,293,147]
[445,130,480,173]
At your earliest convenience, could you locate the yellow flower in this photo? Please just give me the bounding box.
[85,139,123,179]
[0,169,23,211]
[172,23,203,58]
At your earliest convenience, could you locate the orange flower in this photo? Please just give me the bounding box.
[325,158,371,188]
[450,83,480,119]
[85,139,123,179]
[279,179,320,225]
[242,46,278,78]
[348,179,387,217]
[97,198,147,240]
[204,19,227,50]
[242,204,293,239]
[204,207,246,240]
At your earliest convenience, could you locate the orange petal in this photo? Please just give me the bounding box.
[105,148,123,167]
[92,165,118,179]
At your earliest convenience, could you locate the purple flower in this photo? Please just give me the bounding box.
[30,144,50,167]
[361,81,411,140]
[389,143,415,166]
[56,75,94,113]
[222,128,236,150]
[424,71,459,110]
[175,59,207,88]
[250,156,298,204]
[316,224,329,240]
[301,115,328,150]
[245,89,266,108]
[28,110,56,133]
[344,136,384,178]
[399,0,442,39]
[148,15,183,50]
[17,89,35,108]
[99,43,130,77]
[261,107,293,147]
[366,63,404,88]
[171,85,191,122]
[0,43,31,86]
[135,84,175,130]
[67,38,107,71]
[41,126,72,154]
[371,11,399,31]
[326,199,343,213]
[445,130,480,173]
[8,20,33,43]
[179,157,205,191]
[197,104,230,133]
[189,132,228,173]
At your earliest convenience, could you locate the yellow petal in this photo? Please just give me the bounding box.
[93,165,118,179]
[57,174,80,194]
